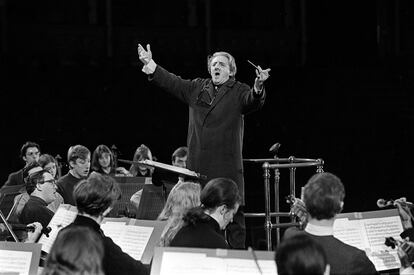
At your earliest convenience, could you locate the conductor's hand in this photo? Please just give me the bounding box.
[137,43,152,65]
[254,66,271,92]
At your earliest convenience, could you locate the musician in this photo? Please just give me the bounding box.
[169,178,240,249]
[38,154,64,212]
[171,146,188,183]
[91,144,131,176]
[283,172,377,275]
[151,146,189,188]
[3,141,40,188]
[56,145,90,206]
[71,172,148,275]
[137,43,270,248]
[157,181,201,246]
[276,234,330,275]
[19,164,57,229]
[42,225,105,275]
[129,144,154,177]
[12,156,64,222]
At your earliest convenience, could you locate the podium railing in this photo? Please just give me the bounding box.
[244,156,324,250]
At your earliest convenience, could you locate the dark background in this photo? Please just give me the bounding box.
[1,0,413,248]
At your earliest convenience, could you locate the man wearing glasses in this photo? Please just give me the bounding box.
[19,163,57,228]
[3,141,41,188]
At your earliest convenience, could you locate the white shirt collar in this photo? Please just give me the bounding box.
[305,222,334,236]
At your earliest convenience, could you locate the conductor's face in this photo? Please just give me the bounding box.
[210,55,231,85]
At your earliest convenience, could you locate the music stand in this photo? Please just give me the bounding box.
[108,177,148,218]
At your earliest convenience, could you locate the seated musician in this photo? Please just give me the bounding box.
[42,225,105,275]
[169,177,240,249]
[70,172,148,275]
[283,172,377,275]
[56,145,91,206]
[19,164,57,229]
[276,234,330,275]
[91,144,131,176]
[157,181,201,246]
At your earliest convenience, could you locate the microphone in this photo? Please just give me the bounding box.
[269,143,281,153]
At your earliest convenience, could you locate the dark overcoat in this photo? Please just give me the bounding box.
[150,65,265,204]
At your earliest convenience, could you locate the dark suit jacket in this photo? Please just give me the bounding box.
[150,66,266,204]
[283,227,378,275]
[170,213,229,249]
[4,169,24,188]
[71,215,148,275]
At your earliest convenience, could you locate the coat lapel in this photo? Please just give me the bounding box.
[201,78,236,126]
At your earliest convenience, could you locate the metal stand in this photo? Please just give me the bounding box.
[245,156,324,250]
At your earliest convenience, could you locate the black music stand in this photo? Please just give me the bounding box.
[135,183,175,220]
[107,177,148,218]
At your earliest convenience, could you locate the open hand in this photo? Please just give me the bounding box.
[137,43,152,65]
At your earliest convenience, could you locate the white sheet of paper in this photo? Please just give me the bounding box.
[0,250,32,275]
[158,251,277,275]
[333,215,404,271]
[101,223,153,261]
[38,207,77,253]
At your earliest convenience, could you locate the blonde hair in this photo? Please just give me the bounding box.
[157,182,201,246]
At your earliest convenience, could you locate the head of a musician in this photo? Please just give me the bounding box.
[91,144,115,175]
[157,181,201,246]
[20,141,41,166]
[276,234,330,275]
[43,225,104,275]
[74,172,121,219]
[39,154,59,179]
[171,146,188,168]
[184,177,240,230]
[67,145,91,179]
[130,144,153,176]
[158,181,201,221]
[303,172,345,221]
[24,162,57,204]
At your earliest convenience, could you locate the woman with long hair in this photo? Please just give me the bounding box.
[157,181,201,246]
[91,144,130,176]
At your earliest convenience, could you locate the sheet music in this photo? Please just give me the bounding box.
[333,218,368,250]
[38,206,78,253]
[333,214,404,271]
[0,250,32,275]
[101,223,154,261]
[159,251,277,275]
